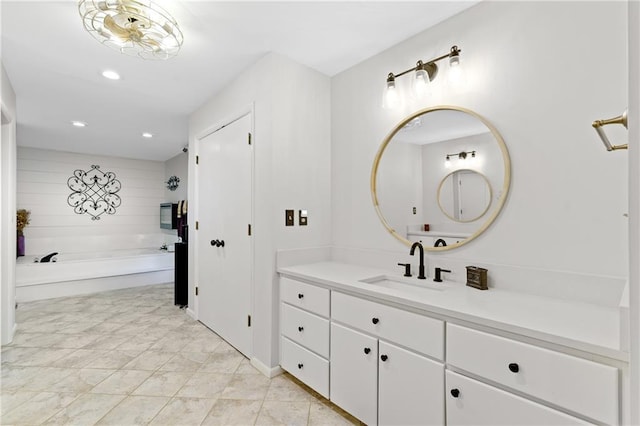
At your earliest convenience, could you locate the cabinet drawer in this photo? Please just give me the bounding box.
[446,370,591,425]
[447,324,618,425]
[332,292,444,360]
[280,337,329,398]
[281,277,330,317]
[281,303,330,358]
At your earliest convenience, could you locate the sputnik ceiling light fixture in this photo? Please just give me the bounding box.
[383,45,462,108]
[78,0,184,60]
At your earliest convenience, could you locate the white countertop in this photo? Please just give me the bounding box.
[407,230,471,238]
[278,261,626,362]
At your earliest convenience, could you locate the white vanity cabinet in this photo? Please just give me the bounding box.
[445,371,590,425]
[279,277,330,398]
[446,324,619,425]
[330,292,445,426]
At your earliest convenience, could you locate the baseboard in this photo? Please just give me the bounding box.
[186,307,197,320]
[250,357,283,378]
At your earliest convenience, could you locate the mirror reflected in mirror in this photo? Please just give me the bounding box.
[438,169,492,223]
[371,106,511,251]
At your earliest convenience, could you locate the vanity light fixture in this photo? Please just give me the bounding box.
[78,0,184,60]
[445,150,476,162]
[383,45,462,107]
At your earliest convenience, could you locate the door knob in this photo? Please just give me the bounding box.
[364,347,371,354]
[372,317,379,324]
[219,240,225,247]
[508,363,520,373]
[450,388,460,398]
[380,354,388,362]
[210,240,218,246]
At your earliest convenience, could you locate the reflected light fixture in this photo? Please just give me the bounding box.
[383,45,462,107]
[78,0,184,60]
[446,150,476,162]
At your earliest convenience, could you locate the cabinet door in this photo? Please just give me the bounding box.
[330,323,378,426]
[378,341,444,426]
[446,371,591,425]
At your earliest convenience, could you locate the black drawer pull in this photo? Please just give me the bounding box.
[450,388,460,398]
[508,363,520,373]
[380,354,388,362]
[298,293,304,299]
[364,347,371,354]
[372,317,379,324]
[297,363,303,369]
[298,326,304,332]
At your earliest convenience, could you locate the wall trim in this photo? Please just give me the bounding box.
[250,357,283,378]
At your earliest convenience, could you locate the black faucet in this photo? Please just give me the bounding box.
[434,238,447,247]
[409,242,426,280]
[433,267,451,282]
[39,252,58,263]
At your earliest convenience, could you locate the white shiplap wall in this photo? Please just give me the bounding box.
[17,147,170,255]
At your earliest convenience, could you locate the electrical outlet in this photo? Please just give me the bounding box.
[285,210,294,226]
[299,209,308,226]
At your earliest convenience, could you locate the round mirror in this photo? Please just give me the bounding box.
[371,106,511,250]
[437,169,493,223]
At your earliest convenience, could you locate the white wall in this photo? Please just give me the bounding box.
[1,63,17,344]
[331,1,628,278]
[16,147,172,255]
[189,52,331,370]
[627,0,639,422]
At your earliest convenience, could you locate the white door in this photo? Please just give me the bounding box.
[457,171,490,221]
[197,113,252,357]
[378,340,444,426]
[330,322,378,425]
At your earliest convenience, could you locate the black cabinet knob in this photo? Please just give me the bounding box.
[297,363,303,369]
[364,347,371,354]
[219,240,225,247]
[450,388,460,398]
[298,293,304,299]
[380,354,388,362]
[298,326,304,332]
[210,240,217,246]
[372,317,379,324]
[508,363,520,373]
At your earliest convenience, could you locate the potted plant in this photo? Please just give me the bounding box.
[16,209,30,257]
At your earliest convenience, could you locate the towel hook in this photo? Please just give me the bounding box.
[592,109,628,151]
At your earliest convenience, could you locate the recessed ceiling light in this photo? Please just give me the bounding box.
[142,132,153,138]
[72,121,87,127]
[102,70,120,80]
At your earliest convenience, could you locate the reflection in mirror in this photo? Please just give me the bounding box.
[372,106,510,250]
[437,169,492,223]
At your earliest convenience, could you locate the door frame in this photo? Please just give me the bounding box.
[192,104,255,357]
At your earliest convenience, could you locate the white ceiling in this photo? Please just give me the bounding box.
[1,1,479,161]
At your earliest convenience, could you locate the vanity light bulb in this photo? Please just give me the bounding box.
[412,68,429,99]
[383,81,400,109]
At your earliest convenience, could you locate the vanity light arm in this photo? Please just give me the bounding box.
[592,109,628,151]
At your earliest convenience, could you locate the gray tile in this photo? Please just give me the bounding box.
[47,368,115,393]
[198,350,244,373]
[220,373,271,400]
[90,370,152,395]
[122,350,175,371]
[158,352,209,372]
[308,400,360,425]
[201,398,263,426]
[42,393,125,425]
[131,371,194,397]
[255,400,310,426]
[148,396,216,425]
[96,395,169,425]
[266,374,317,402]
[0,391,78,425]
[20,367,76,392]
[177,372,233,398]
[0,390,38,414]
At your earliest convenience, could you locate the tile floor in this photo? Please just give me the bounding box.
[1,284,359,425]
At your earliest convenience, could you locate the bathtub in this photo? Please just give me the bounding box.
[16,248,174,302]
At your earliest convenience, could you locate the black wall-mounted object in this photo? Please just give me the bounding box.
[160,203,178,229]
[174,242,188,306]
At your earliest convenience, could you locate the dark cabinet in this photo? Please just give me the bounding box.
[174,242,188,306]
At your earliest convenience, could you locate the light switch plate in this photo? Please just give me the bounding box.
[299,209,308,226]
[285,210,294,226]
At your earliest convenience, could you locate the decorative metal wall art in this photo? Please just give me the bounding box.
[166,175,180,191]
[67,165,122,220]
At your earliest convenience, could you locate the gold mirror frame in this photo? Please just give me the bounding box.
[371,105,511,251]
[437,169,493,223]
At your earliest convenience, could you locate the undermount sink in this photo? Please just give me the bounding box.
[359,275,444,292]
